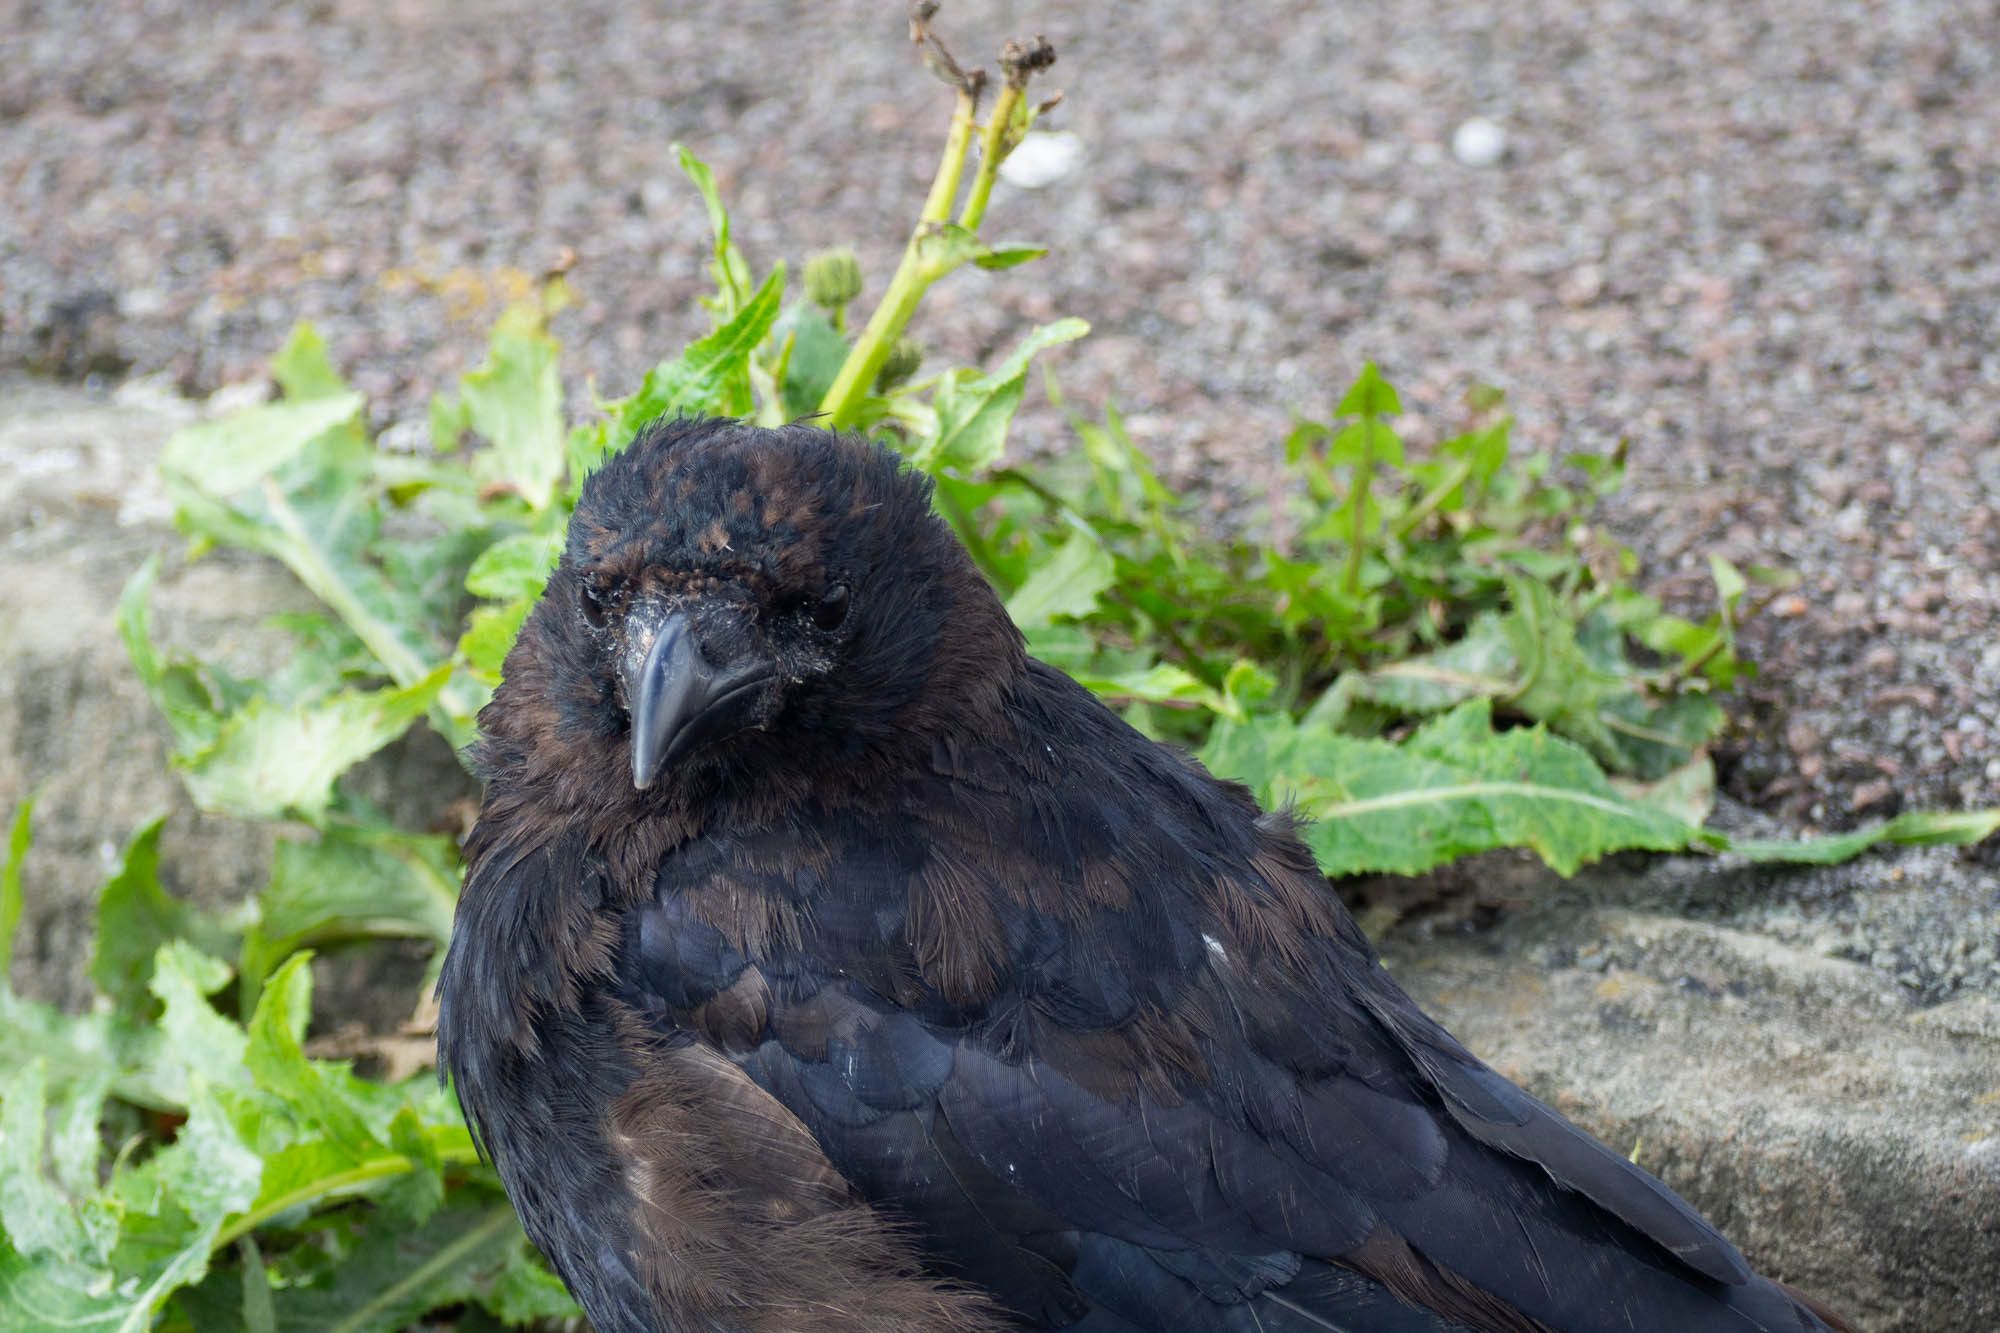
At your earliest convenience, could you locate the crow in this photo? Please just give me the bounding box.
[437,418,1847,1333]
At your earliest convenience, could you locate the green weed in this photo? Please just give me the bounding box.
[3,11,1992,1329]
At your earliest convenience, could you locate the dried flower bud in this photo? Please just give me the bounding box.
[998,36,1056,89]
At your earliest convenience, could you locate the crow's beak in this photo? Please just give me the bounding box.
[622,604,770,790]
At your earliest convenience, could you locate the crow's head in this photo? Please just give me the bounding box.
[484,419,1023,815]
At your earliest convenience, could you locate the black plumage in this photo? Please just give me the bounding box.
[436,419,1846,1333]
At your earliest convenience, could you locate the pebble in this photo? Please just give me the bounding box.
[998,132,1083,190]
[1451,117,1508,168]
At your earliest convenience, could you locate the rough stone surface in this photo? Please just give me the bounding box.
[1384,906,2000,1332]
[1369,849,2000,1332]
[0,375,472,1012]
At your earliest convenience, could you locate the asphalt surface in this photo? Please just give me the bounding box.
[4,0,1997,826]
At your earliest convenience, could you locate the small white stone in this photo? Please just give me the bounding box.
[376,420,430,454]
[120,287,169,319]
[999,131,1083,189]
[111,373,198,420]
[1452,117,1508,167]
[205,379,271,416]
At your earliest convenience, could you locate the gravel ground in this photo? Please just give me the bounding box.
[3,0,1997,826]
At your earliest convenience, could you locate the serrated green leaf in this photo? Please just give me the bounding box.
[1006,530,1115,631]
[1206,700,1706,877]
[972,243,1048,270]
[769,303,850,419]
[457,598,533,686]
[1596,691,1725,781]
[90,817,233,1020]
[582,267,786,480]
[245,956,381,1161]
[464,531,563,602]
[238,1237,276,1333]
[676,143,751,316]
[1499,580,1644,769]
[483,1240,582,1323]
[1611,755,1718,828]
[241,825,457,1011]
[460,306,566,511]
[0,1250,127,1332]
[1222,659,1278,712]
[1335,360,1402,420]
[255,613,381,705]
[162,408,452,697]
[377,1108,445,1227]
[1354,594,1726,780]
[0,988,171,1112]
[244,1139,375,1220]
[180,667,450,822]
[116,1079,264,1328]
[117,559,224,759]
[1344,619,1517,713]
[911,319,1088,474]
[0,1062,81,1262]
[158,1082,263,1224]
[268,1202,529,1333]
[270,325,348,402]
[162,395,365,499]
[149,941,247,1088]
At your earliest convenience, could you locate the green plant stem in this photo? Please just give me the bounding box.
[210,1142,484,1252]
[820,88,979,428]
[1504,581,1547,703]
[260,482,429,687]
[1392,455,1477,541]
[1344,437,1378,598]
[820,254,929,428]
[989,465,1071,513]
[1104,588,1227,692]
[1659,632,1729,691]
[958,81,1023,232]
[932,485,1001,581]
[323,1205,518,1333]
[921,88,979,226]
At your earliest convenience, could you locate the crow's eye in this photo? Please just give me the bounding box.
[579,578,616,630]
[811,583,851,631]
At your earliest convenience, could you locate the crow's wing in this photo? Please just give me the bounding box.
[620,665,1835,1332]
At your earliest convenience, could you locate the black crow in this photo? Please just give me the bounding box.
[437,418,1847,1332]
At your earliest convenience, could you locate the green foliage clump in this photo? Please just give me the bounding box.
[0,804,575,1332]
[4,14,1995,1329]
